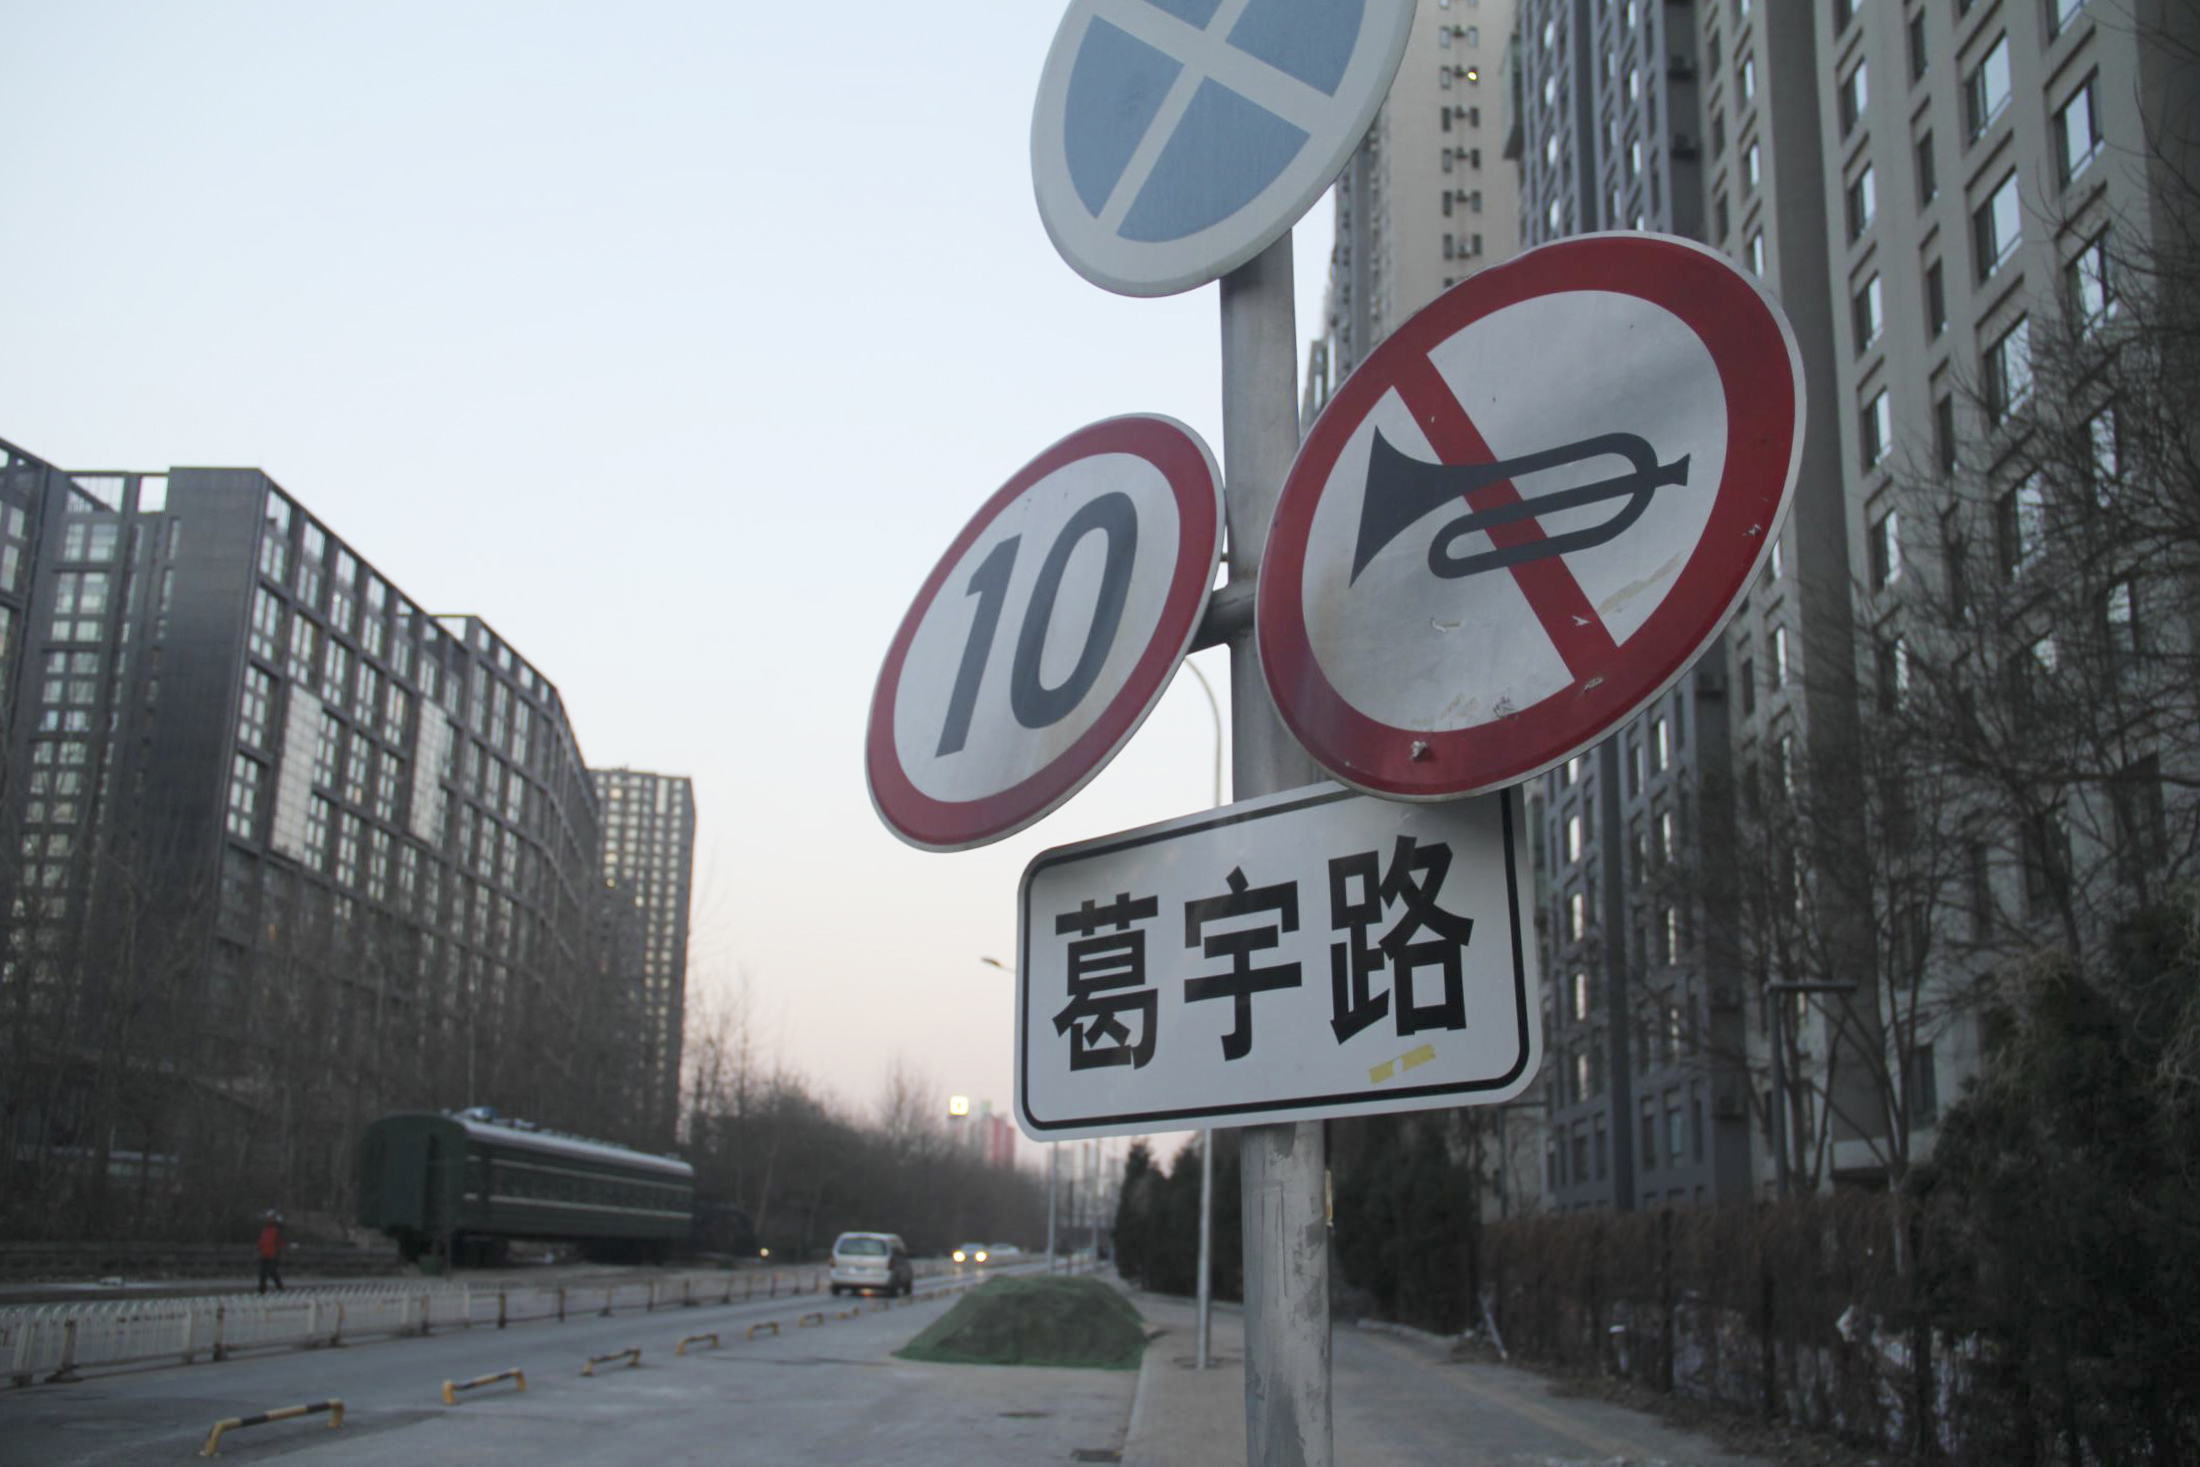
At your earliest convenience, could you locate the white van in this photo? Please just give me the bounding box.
[829,1231,913,1297]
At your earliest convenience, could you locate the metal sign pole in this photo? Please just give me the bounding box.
[1219,233,1329,1467]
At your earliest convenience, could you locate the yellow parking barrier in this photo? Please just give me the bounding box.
[581,1347,641,1377]
[675,1333,720,1356]
[746,1321,780,1340]
[797,1312,825,1328]
[200,1399,343,1457]
[442,1369,526,1405]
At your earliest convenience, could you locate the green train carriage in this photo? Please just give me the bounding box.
[356,1111,694,1263]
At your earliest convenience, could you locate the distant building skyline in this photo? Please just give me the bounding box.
[1306,0,1523,418]
[0,433,687,1221]
[592,766,696,1144]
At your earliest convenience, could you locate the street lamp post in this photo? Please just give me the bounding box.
[1183,659,1224,1371]
[981,955,1058,1270]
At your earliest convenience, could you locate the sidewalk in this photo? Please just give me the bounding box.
[1122,1289,1776,1467]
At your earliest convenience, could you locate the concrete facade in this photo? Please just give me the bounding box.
[1507,0,2195,1207]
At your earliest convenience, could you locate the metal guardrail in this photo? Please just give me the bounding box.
[1,1262,943,1387]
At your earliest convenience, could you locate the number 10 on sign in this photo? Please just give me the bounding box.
[867,415,1224,852]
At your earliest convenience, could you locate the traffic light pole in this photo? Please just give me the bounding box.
[1219,232,1329,1467]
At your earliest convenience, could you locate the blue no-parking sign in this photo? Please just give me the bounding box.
[1032,0,1415,298]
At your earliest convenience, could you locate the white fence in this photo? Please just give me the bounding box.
[2,1264,891,1386]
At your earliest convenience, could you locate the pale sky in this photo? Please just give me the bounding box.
[0,2,1337,1161]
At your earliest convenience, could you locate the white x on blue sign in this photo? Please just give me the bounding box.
[1032,0,1415,298]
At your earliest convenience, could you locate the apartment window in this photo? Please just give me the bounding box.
[1997,473,2046,578]
[2022,807,2070,916]
[1772,625,1791,686]
[304,796,332,867]
[1939,507,1971,623]
[226,755,264,839]
[1877,634,1912,708]
[2068,230,2114,328]
[1661,907,1680,965]
[1869,507,1902,588]
[1654,715,1671,771]
[2051,0,2087,36]
[1860,389,1893,467]
[1965,35,2011,140]
[1710,108,1726,156]
[1838,60,1868,136]
[1744,140,1761,192]
[1747,231,1765,275]
[1907,10,1929,81]
[2112,756,2166,882]
[238,666,274,748]
[1566,813,1583,863]
[1833,0,1857,33]
[248,588,282,663]
[1573,969,1590,1021]
[2055,77,2102,185]
[2088,408,2121,495]
[2104,579,2138,658]
[1852,273,1883,350]
[1568,889,1586,941]
[1658,806,1676,860]
[1847,164,1876,239]
[1934,394,1958,474]
[1984,316,2033,423]
[1924,258,1947,337]
[1641,1100,1658,1168]
[1973,173,2021,280]
[1739,56,1756,104]
[1916,131,1937,204]
[1739,654,1756,715]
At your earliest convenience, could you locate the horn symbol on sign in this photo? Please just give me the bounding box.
[1351,431,1693,584]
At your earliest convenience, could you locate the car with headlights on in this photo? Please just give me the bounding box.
[951,1242,991,1266]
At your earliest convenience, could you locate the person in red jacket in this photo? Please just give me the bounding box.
[255,1211,285,1294]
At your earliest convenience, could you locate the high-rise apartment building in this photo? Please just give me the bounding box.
[1507,0,2196,1207]
[1512,0,1855,1212]
[0,436,631,1223]
[592,767,695,1144]
[1307,0,1522,414]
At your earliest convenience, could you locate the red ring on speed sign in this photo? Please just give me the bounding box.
[868,415,1222,851]
[1259,233,1804,799]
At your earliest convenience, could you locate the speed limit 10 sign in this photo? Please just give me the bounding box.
[867,415,1223,852]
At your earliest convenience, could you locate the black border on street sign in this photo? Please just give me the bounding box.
[1016,786,1532,1133]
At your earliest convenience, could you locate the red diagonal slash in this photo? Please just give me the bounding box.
[1389,353,1620,681]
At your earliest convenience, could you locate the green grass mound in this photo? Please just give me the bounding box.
[896,1275,1147,1369]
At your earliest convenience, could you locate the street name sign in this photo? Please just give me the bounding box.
[1015,783,1539,1139]
[1257,233,1805,800]
[868,415,1223,851]
[1031,0,1416,297]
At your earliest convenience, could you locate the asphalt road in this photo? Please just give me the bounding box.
[0,1264,1122,1466]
